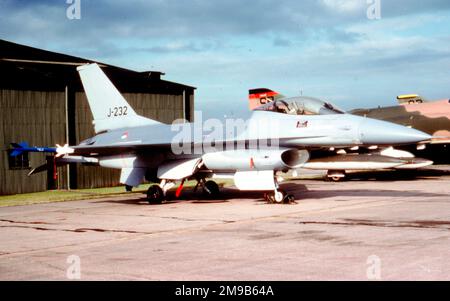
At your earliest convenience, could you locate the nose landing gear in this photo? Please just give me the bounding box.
[146,178,221,204]
[264,189,295,204]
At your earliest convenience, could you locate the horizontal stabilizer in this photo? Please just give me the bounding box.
[27,164,47,176]
[27,156,99,176]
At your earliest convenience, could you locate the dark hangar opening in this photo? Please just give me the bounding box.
[0,39,196,195]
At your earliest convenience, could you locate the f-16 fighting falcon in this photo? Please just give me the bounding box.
[48,64,431,204]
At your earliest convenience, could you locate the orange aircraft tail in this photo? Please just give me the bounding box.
[248,88,285,110]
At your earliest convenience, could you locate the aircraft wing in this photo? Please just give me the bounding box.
[66,135,334,158]
[69,143,174,157]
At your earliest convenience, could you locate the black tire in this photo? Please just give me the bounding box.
[264,192,275,204]
[284,194,295,204]
[203,180,219,198]
[264,190,293,204]
[146,185,164,204]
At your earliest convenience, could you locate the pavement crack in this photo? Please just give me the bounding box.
[156,216,235,223]
[0,224,154,235]
[298,219,450,230]
[0,219,53,225]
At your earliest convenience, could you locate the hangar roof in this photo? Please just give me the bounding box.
[0,39,195,93]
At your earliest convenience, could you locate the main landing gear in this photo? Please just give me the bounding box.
[146,179,221,204]
[145,176,294,205]
[263,174,295,204]
[203,180,220,198]
[264,189,295,204]
[146,180,175,204]
[193,178,220,198]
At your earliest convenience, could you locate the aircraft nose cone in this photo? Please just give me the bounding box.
[359,118,431,145]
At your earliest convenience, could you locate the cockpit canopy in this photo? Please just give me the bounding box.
[254,96,345,115]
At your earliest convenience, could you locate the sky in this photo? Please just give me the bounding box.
[1,0,450,119]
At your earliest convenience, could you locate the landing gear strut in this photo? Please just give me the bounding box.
[263,174,295,204]
[193,178,220,198]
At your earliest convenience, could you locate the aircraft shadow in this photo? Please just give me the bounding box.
[298,189,448,200]
[343,168,450,182]
[93,178,447,206]
[95,183,309,205]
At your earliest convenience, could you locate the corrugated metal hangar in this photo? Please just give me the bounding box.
[0,39,195,195]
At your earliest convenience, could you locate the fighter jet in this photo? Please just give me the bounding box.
[51,64,430,204]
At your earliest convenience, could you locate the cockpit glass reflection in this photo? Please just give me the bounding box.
[254,97,345,115]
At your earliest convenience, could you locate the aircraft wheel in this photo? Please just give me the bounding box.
[146,185,164,204]
[264,190,291,204]
[203,180,220,198]
[284,194,295,204]
[330,176,343,182]
[327,170,346,182]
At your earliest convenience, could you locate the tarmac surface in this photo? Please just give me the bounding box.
[0,167,449,280]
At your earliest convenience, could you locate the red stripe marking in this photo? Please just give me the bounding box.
[175,179,186,198]
[250,157,255,169]
[53,156,57,180]
[249,91,278,99]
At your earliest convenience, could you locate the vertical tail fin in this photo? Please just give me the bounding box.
[248,88,285,110]
[77,63,160,133]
